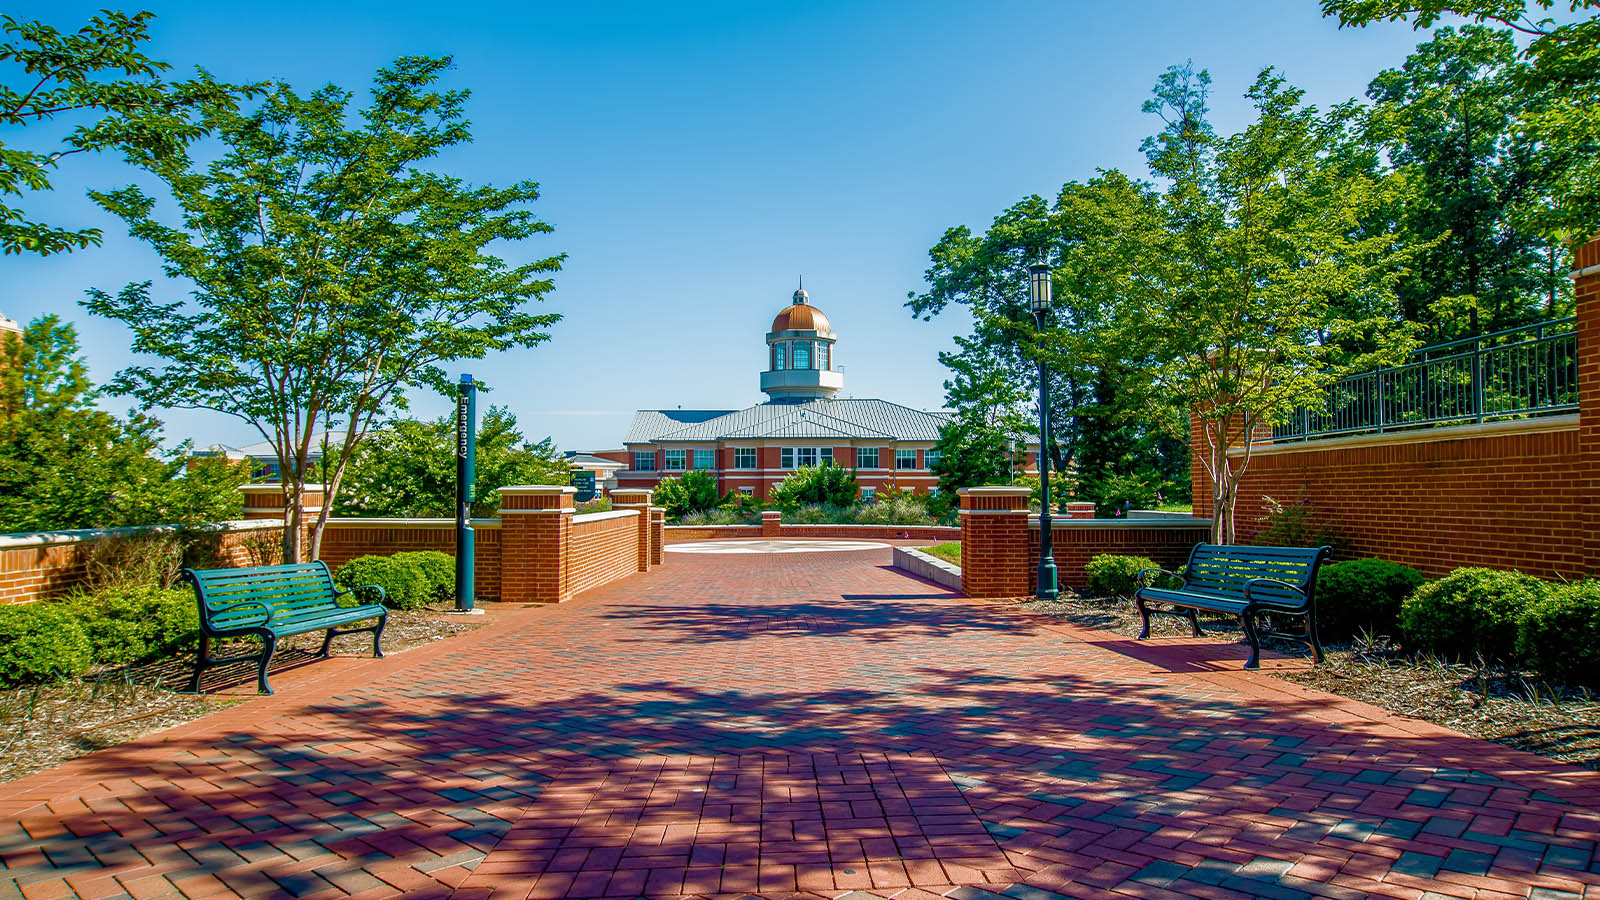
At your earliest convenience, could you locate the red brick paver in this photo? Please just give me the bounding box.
[4,545,1600,900]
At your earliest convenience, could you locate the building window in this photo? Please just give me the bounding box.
[664,449,686,470]
[781,447,794,468]
[795,447,818,467]
[633,451,656,471]
[793,341,811,369]
[856,447,878,469]
[925,449,943,470]
[861,486,876,502]
[820,447,833,466]
[929,486,940,497]
[817,342,829,370]
[693,449,714,470]
[774,343,785,370]
[895,449,917,470]
[738,486,754,496]
[734,448,757,469]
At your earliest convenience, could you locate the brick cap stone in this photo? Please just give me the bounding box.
[499,485,578,495]
[239,483,328,493]
[761,510,783,518]
[956,485,1031,497]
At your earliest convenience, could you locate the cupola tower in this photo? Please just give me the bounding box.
[760,285,844,402]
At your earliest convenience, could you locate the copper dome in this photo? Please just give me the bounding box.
[771,302,830,333]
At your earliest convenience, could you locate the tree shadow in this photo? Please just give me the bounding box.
[5,653,1599,899]
[596,599,1043,644]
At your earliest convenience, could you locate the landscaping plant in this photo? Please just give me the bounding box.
[1315,558,1424,639]
[1516,580,1600,688]
[1400,567,1551,661]
[0,604,93,687]
[333,555,431,610]
[64,585,197,667]
[1084,554,1179,597]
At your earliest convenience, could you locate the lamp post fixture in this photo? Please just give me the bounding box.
[1029,262,1060,602]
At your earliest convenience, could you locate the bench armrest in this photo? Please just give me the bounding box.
[1243,577,1308,607]
[206,598,273,629]
[333,584,387,607]
[1135,567,1181,588]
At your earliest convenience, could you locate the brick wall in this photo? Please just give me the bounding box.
[318,519,504,601]
[0,521,285,604]
[568,512,641,596]
[1028,521,1209,591]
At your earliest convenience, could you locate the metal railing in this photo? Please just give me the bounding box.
[1271,318,1578,442]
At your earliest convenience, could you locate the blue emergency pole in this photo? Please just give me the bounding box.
[455,374,477,611]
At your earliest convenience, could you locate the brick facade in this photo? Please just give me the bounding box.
[1180,235,1600,579]
[1027,521,1209,591]
[956,486,1033,598]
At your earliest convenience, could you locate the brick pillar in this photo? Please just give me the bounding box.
[957,486,1032,598]
[650,507,664,566]
[500,485,575,603]
[1061,501,1096,519]
[611,488,653,572]
[761,510,782,537]
[1575,238,1600,572]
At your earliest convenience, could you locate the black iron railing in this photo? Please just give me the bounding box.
[1271,318,1578,442]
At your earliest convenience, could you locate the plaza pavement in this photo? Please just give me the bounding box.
[2,541,1599,900]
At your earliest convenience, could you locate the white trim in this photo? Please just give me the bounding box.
[573,510,640,525]
[500,508,576,515]
[957,508,1030,516]
[1236,413,1579,458]
[0,518,282,549]
[1569,263,1600,278]
[500,485,578,495]
[1028,516,1210,530]
[324,517,501,528]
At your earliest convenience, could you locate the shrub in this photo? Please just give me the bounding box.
[769,465,859,507]
[678,508,745,526]
[1400,567,1551,661]
[1084,554,1178,597]
[1517,581,1600,687]
[392,551,455,602]
[575,497,612,515]
[657,470,727,519]
[1314,558,1425,639]
[854,491,938,526]
[64,585,198,667]
[0,603,93,687]
[334,555,431,610]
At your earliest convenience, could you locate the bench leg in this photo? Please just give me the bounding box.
[1135,596,1152,640]
[372,614,387,658]
[1240,613,1262,669]
[1306,612,1326,664]
[257,637,278,695]
[1187,608,1203,637]
[319,628,336,658]
[189,634,210,693]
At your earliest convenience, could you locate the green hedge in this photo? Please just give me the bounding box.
[334,551,454,610]
[1517,581,1600,687]
[1084,554,1179,597]
[1400,567,1551,661]
[0,603,93,687]
[1315,558,1424,639]
[65,585,197,668]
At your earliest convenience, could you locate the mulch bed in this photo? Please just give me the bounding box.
[1013,593,1600,771]
[0,603,502,785]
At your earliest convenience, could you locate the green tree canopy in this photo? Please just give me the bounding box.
[0,316,248,531]
[335,406,569,518]
[1,10,251,257]
[655,469,727,520]
[930,416,1014,496]
[769,464,860,508]
[83,56,564,562]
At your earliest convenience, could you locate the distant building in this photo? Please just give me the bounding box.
[611,287,968,501]
[565,451,625,494]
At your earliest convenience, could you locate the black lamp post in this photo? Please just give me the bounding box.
[1029,262,1059,602]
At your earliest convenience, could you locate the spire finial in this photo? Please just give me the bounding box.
[793,276,808,304]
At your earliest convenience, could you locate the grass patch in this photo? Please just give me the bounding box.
[923,542,961,565]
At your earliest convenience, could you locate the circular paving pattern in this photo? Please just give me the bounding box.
[665,539,890,554]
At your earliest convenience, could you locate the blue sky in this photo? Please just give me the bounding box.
[6,1,1436,451]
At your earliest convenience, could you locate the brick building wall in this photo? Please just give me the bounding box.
[1027,521,1209,591]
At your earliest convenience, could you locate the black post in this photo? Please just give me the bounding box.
[1035,323,1059,602]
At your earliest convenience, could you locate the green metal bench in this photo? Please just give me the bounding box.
[1134,543,1331,669]
[181,561,388,694]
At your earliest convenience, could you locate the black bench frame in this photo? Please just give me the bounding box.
[1134,543,1331,668]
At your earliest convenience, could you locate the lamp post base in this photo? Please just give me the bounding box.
[1036,558,1060,602]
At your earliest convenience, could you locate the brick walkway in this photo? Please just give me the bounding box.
[4,544,1600,900]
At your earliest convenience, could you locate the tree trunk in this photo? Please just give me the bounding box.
[282,477,305,563]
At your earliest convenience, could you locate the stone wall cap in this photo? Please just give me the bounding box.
[0,519,282,549]
[957,485,1032,496]
[322,517,501,527]
[498,485,579,495]
[1028,515,1211,530]
[239,483,328,492]
[572,509,640,525]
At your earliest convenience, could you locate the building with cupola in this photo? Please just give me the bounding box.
[608,287,962,500]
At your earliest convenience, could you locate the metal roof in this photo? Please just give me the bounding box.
[622,399,951,444]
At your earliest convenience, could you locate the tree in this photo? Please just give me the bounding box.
[768,464,860,507]
[930,416,1013,495]
[1,10,250,257]
[0,316,248,531]
[1139,65,1418,541]
[1365,26,1568,338]
[336,406,569,518]
[1322,0,1600,241]
[655,469,726,520]
[83,57,564,562]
